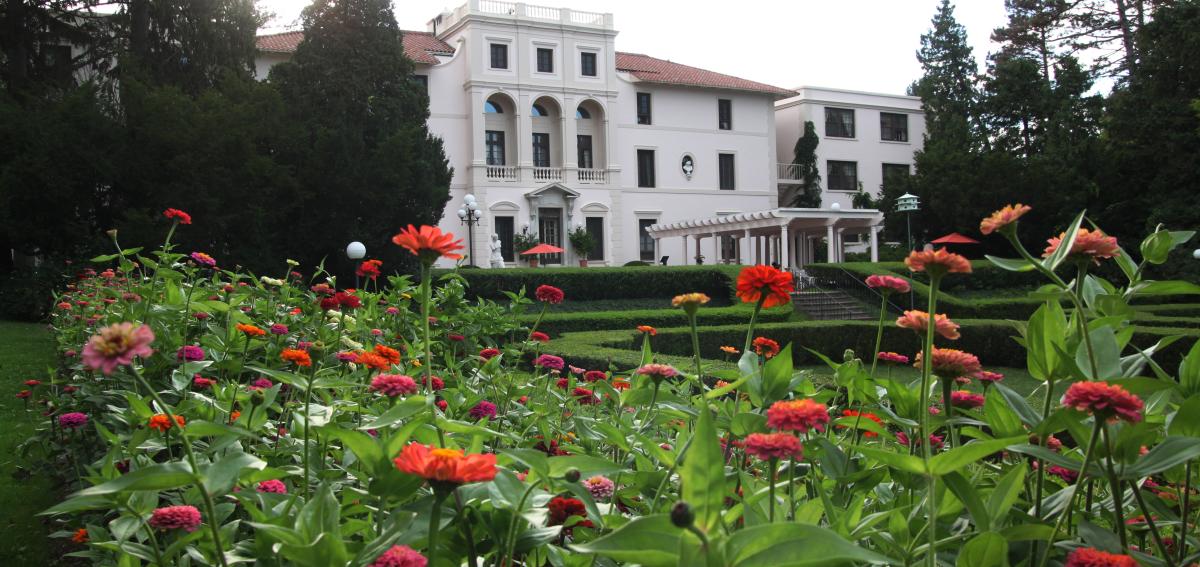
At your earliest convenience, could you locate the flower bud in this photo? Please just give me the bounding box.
[563,468,581,483]
[105,229,118,239]
[670,501,694,528]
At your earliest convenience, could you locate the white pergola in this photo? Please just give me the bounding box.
[646,207,885,268]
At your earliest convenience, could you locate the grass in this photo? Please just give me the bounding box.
[0,320,64,565]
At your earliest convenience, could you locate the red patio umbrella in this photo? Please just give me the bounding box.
[931,232,980,245]
[520,243,565,255]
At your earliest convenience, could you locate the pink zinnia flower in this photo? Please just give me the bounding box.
[247,378,273,391]
[896,310,960,340]
[148,505,202,532]
[534,354,565,370]
[535,285,565,304]
[269,324,288,335]
[369,374,418,397]
[369,545,428,567]
[584,475,616,500]
[480,348,500,360]
[176,345,205,362]
[583,370,607,382]
[193,376,216,389]
[82,322,155,375]
[766,399,830,433]
[744,432,803,461]
[256,479,287,494]
[950,390,985,409]
[865,274,911,294]
[877,351,909,364]
[1061,381,1144,423]
[469,401,498,420]
[1043,228,1120,264]
[913,348,982,379]
[896,431,945,451]
[976,370,1004,383]
[636,364,678,384]
[980,204,1031,235]
[189,252,216,267]
[58,412,88,429]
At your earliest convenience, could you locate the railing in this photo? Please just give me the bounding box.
[532,166,562,182]
[478,0,517,16]
[576,168,607,184]
[800,264,907,315]
[777,162,802,183]
[525,4,559,19]
[568,9,607,25]
[485,165,518,181]
[456,0,611,28]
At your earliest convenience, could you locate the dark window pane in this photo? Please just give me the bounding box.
[486,130,506,165]
[494,216,515,262]
[719,153,735,190]
[585,217,604,260]
[532,133,550,167]
[880,112,908,142]
[718,99,732,130]
[824,107,855,138]
[637,149,655,188]
[536,47,553,73]
[490,43,508,69]
[577,135,593,169]
[581,52,597,76]
[639,219,656,261]
[827,160,858,191]
[636,92,652,125]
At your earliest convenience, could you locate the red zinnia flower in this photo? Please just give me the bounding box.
[1061,381,1144,423]
[914,348,982,379]
[573,387,599,405]
[356,259,383,280]
[369,545,427,567]
[1043,228,1120,264]
[71,527,89,543]
[393,443,497,486]
[743,432,803,461]
[149,505,201,532]
[980,204,1031,235]
[767,399,830,433]
[865,274,911,294]
[530,331,550,343]
[583,370,607,382]
[480,348,500,360]
[163,208,192,225]
[391,225,464,262]
[370,374,418,397]
[1063,547,1138,567]
[547,496,594,534]
[736,265,794,308]
[637,325,657,335]
[752,336,781,358]
[905,248,972,276]
[839,409,884,437]
[535,284,565,304]
[896,310,960,340]
[423,376,445,391]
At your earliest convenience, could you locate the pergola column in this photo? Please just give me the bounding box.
[869,226,880,262]
[826,224,836,263]
[835,228,846,262]
[681,235,689,265]
[694,235,703,264]
[779,225,791,270]
[741,230,750,264]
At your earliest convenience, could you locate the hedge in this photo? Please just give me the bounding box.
[433,265,742,302]
[525,303,794,335]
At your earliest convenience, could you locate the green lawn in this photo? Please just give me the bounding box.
[0,320,63,564]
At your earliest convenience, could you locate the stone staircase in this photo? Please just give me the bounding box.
[791,289,875,320]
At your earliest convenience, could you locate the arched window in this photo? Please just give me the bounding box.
[531,103,548,117]
[485,101,503,113]
[576,106,591,119]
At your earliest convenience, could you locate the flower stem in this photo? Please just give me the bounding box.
[1100,424,1129,550]
[1131,480,1175,566]
[428,490,447,566]
[918,274,941,567]
[742,295,767,354]
[869,294,888,379]
[689,311,702,386]
[1181,461,1193,564]
[1038,418,1104,567]
[768,457,777,523]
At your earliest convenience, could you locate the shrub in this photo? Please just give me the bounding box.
[435,265,742,302]
[528,304,793,335]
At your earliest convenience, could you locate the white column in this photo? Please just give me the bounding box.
[826,224,836,263]
[681,235,689,265]
[516,95,531,182]
[779,225,791,270]
[742,229,751,264]
[870,226,879,262]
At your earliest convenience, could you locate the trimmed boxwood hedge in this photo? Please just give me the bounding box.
[434,265,742,302]
[526,304,794,335]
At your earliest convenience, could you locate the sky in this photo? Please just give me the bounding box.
[259,0,1012,95]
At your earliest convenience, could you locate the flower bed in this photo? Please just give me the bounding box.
[21,207,1200,566]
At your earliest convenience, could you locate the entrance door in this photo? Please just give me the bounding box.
[538,207,563,264]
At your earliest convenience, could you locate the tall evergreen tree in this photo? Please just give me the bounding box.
[788,121,822,208]
[270,0,453,274]
[991,0,1068,80]
[914,0,983,147]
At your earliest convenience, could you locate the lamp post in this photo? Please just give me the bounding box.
[896,193,920,309]
[346,241,366,289]
[457,194,483,267]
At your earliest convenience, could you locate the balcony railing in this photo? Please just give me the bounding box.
[443,0,613,31]
[577,168,607,184]
[777,162,803,184]
[533,167,562,182]
[486,165,518,181]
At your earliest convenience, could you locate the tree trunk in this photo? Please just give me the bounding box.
[1113,0,1138,74]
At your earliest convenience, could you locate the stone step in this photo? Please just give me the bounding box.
[791,289,875,320]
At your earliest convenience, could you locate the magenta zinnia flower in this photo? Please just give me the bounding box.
[534,354,565,371]
[369,374,418,397]
[193,376,216,389]
[82,322,155,375]
[189,252,216,267]
[865,274,911,294]
[176,345,205,362]
[269,324,289,335]
[369,545,427,567]
[256,479,287,494]
[468,401,498,421]
[535,285,565,304]
[148,505,202,532]
[58,412,89,429]
[877,351,909,364]
[949,390,985,409]
[247,377,273,391]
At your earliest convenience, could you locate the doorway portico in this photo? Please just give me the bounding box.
[524,183,580,266]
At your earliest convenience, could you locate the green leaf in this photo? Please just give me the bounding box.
[1041,211,1085,272]
[1181,340,1200,397]
[943,472,990,532]
[730,412,768,437]
[203,451,266,494]
[1025,302,1067,382]
[75,462,195,496]
[569,514,680,567]
[357,396,428,430]
[760,343,794,406]
[547,455,624,479]
[1140,229,1175,265]
[956,532,1009,567]
[1131,280,1200,296]
[1168,396,1200,438]
[987,465,1027,528]
[182,420,257,439]
[298,483,340,541]
[985,255,1035,272]
[1076,325,1122,380]
[1121,436,1200,480]
[853,445,926,475]
[725,523,892,566]
[929,437,1026,476]
[982,388,1024,438]
[681,405,725,535]
[322,427,384,476]
[502,448,550,480]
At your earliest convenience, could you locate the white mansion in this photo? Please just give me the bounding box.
[255,0,924,269]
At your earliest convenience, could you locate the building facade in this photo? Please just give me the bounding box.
[255,1,923,269]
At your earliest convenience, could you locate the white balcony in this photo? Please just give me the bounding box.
[576,168,607,184]
[486,165,518,181]
[777,163,803,185]
[438,0,613,33]
[532,166,562,182]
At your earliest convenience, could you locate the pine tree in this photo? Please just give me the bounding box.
[913,0,982,147]
[991,0,1068,80]
[788,121,822,208]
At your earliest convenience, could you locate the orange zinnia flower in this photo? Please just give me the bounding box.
[1042,227,1120,264]
[72,528,89,544]
[356,351,390,371]
[148,413,186,432]
[896,310,960,340]
[671,292,711,313]
[720,345,739,355]
[904,248,972,276]
[736,265,794,308]
[393,443,497,486]
[372,344,402,365]
[280,348,312,367]
[980,204,1032,235]
[752,336,781,358]
[236,323,267,337]
[391,224,464,262]
[636,325,657,335]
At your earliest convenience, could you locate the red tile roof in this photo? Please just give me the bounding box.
[615,52,794,97]
[256,30,454,65]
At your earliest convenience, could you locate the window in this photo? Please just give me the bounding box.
[880,112,909,142]
[638,219,657,261]
[825,107,855,138]
[576,106,591,119]
[494,216,515,262]
[490,43,508,69]
[536,47,553,73]
[636,92,652,125]
[827,160,858,191]
[637,149,656,188]
[411,75,429,91]
[718,99,732,130]
[718,153,735,190]
[531,103,547,117]
[532,133,551,167]
[577,135,593,169]
[580,52,597,77]
[882,163,910,188]
[484,101,503,113]
[485,130,506,165]
[585,217,604,261]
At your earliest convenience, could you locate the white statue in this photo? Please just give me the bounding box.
[489,233,506,268]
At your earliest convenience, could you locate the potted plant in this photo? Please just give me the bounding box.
[568,226,595,267]
[514,231,539,267]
